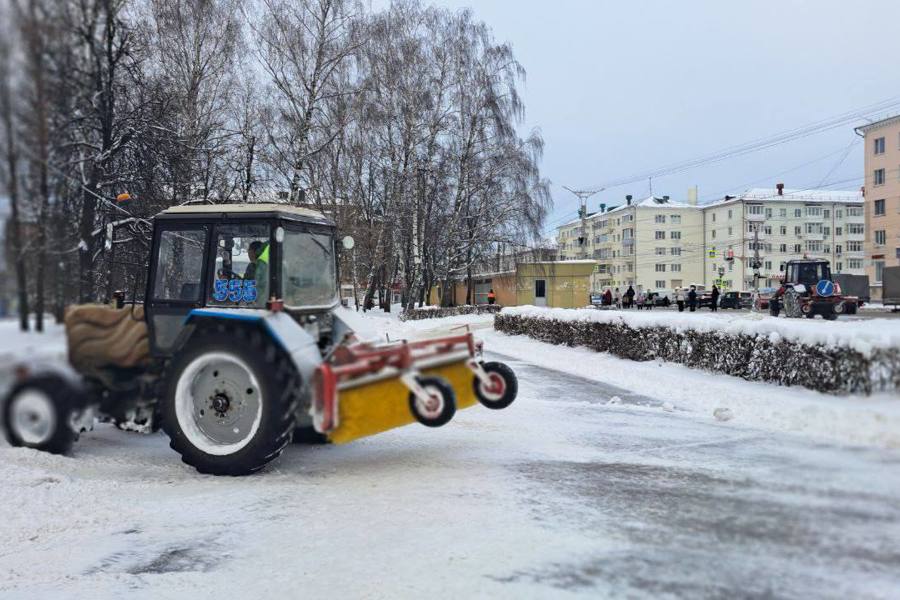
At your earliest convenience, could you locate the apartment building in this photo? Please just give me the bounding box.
[701,186,865,290]
[856,115,900,300]
[558,195,704,293]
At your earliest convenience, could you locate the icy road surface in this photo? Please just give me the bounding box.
[2,352,900,599]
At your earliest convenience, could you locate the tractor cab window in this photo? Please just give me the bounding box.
[153,228,207,301]
[281,229,337,308]
[790,262,830,286]
[209,224,270,307]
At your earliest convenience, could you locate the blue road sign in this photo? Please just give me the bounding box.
[815,279,834,297]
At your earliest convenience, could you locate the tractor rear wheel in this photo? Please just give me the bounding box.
[161,324,300,475]
[2,375,81,455]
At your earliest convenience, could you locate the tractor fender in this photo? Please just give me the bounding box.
[180,309,323,409]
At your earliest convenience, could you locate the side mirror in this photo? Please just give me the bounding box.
[342,236,355,250]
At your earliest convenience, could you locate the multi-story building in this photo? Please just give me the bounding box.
[856,115,900,300]
[558,195,704,293]
[701,186,865,290]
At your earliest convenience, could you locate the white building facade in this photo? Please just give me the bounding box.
[701,187,865,290]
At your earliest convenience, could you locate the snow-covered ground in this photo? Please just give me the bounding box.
[1,310,899,598]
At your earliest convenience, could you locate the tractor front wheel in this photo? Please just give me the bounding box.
[473,362,519,410]
[161,324,299,475]
[2,375,81,454]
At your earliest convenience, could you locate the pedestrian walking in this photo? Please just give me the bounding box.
[614,288,622,309]
[636,290,645,309]
[688,285,698,312]
[625,285,635,309]
[710,285,720,312]
[603,288,612,307]
[675,288,685,312]
[487,288,496,305]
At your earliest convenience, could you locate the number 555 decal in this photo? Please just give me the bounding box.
[213,279,258,303]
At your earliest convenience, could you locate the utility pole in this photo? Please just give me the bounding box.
[563,186,603,259]
[749,221,763,293]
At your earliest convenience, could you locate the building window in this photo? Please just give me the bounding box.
[780,226,787,235]
[836,210,843,218]
[874,168,886,186]
[727,226,733,235]
[765,208,773,218]
[764,225,772,235]
[794,209,802,218]
[835,244,842,254]
[764,260,772,270]
[896,247,900,260]
[656,247,667,256]
[779,244,787,252]
[655,214,666,224]
[823,227,830,236]
[875,230,886,246]
[875,199,886,216]
[836,227,842,236]
[836,262,843,272]
[875,136,885,155]
[728,209,733,219]
[824,209,830,218]
[671,264,681,272]
[671,231,682,240]
[848,207,863,217]
[655,231,665,240]
[848,223,864,235]
[712,213,716,222]
[712,230,717,239]
[655,280,666,289]
[779,208,787,217]
[847,241,863,252]
[875,260,885,283]
[655,264,666,272]
[848,258,863,269]
[671,247,681,256]
[805,206,822,217]
[793,244,802,253]
[670,215,682,224]
[747,204,763,216]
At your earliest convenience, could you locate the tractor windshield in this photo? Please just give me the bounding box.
[281,229,338,308]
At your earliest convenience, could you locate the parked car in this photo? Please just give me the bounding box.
[719,291,753,309]
[753,287,778,311]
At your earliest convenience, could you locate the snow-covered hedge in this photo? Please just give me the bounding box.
[494,307,900,394]
[400,304,502,321]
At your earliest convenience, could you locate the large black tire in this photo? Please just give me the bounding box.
[409,376,456,427]
[2,374,81,454]
[473,361,519,410]
[160,322,300,476]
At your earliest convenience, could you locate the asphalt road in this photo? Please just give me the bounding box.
[1,351,899,599]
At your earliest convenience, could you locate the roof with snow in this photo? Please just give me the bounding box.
[855,113,900,134]
[705,187,863,208]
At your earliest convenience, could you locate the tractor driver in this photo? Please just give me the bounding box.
[244,240,269,281]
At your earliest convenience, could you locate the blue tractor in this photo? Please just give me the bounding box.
[2,204,517,475]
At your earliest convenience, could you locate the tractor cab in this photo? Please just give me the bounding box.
[783,259,831,291]
[146,204,338,355]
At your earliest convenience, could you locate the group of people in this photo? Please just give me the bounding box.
[599,285,657,309]
[599,284,721,313]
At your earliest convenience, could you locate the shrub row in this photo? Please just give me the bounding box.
[494,314,900,395]
[400,304,502,321]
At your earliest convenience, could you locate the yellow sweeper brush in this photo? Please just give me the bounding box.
[311,332,517,444]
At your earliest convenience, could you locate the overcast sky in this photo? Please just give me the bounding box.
[386,0,900,233]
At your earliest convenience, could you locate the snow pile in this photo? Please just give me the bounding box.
[495,307,900,394]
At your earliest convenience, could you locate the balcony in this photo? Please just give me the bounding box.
[803,232,825,242]
[745,213,766,223]
[622,238,634,247]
